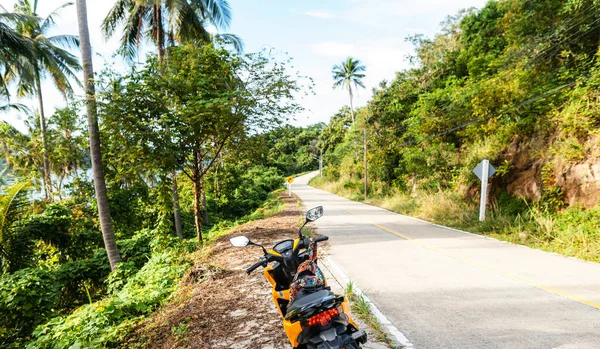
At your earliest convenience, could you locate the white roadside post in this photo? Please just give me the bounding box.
[286,176,293,197]
[473,159,496,221]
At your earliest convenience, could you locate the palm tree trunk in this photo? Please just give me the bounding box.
[348,86,355,124]
[155,4,165,63]
[192,147,203,243]
[171,168,183,239]
[35,73,52,201]
[76,0,121,270]
[157,16,181,239]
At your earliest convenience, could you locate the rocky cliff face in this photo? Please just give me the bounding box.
[557,160,600,207]
[503,135,600,208]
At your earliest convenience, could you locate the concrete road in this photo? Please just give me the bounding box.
[293,172,600,349]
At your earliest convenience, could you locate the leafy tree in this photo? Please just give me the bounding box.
[0,120,42,186]
[75,0,121,270]
[0,121,21,179]
[318,106,352,154]
[100,44,302,242]
[47,105,89,199]
[102,0,241,238]
[161,45,301,242]
[332,57,366,124]
[248,124,323,176]
[321,0,600,208]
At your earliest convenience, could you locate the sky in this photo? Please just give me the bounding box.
[1,0,488,132]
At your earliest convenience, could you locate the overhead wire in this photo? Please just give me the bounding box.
[422,3,600,119]
[390,6,600,148]
[501,1,599,68]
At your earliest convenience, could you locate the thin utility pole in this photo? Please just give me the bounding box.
[363,128,368,199]
[319,148,323,176]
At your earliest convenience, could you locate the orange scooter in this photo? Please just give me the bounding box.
[230,206,367,349]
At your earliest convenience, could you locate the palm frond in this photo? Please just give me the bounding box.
[119,3,149,61]
[353,78,366,89]
[102,0,133,38]
[0,181,30,247]
[190,0,232,30]
[47,34,79,50]
[33,35,81,91]
[40,2,73,33]
[170,2,211,44]
[0,103,30,113]
[3,55,36,98]
[332,57,366,91]
[214,33,243,54]
[0,17,36,59]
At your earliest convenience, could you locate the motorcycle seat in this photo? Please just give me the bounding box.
[286,289,333,315]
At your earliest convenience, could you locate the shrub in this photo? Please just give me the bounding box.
[0,268,62,346]
[28,249,190,349]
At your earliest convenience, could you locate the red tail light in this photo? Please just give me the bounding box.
[307,308,339,327]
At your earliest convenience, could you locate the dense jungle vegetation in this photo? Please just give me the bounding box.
[4,0,600,347]
[0,0,321,347]
[313,0,600,262]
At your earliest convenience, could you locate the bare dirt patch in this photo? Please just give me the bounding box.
[127,194,301,349]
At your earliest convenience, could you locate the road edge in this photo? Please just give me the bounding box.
[304,174,600,267]
[322,255,414,349]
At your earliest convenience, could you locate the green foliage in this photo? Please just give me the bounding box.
[2,3,313,349]
[318,107,352,155]
[0,182,32,273]
[0,267,62,345]
[28,247,189,349]
[256,124,323,176]
[98,44,304,239]
[320,0,600,240]
[318,2,600,257]
[229,166,284,216]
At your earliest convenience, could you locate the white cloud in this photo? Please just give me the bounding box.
[304,11,334,19]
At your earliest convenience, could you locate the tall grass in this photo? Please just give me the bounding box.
[311,177,600,262]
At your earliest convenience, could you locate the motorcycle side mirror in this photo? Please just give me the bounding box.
[305,206,323,222]
[230,236,250,247]
[230,236,268,254]
[299,206,324,238]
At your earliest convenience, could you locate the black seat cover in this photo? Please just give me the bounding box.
[286,289,332,314]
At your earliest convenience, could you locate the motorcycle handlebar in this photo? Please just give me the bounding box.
[314,236,329,243]
[246,237,329,274]
[246,258,266,274]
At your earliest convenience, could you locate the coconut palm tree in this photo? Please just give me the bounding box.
[102,0,240,62]
[0,9,37,98]
[332,57,366,124]
[76,0,121,270]
[7,0,81,200]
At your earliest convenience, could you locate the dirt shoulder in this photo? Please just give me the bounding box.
[127,193,389,349]
[127,194,300,348]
